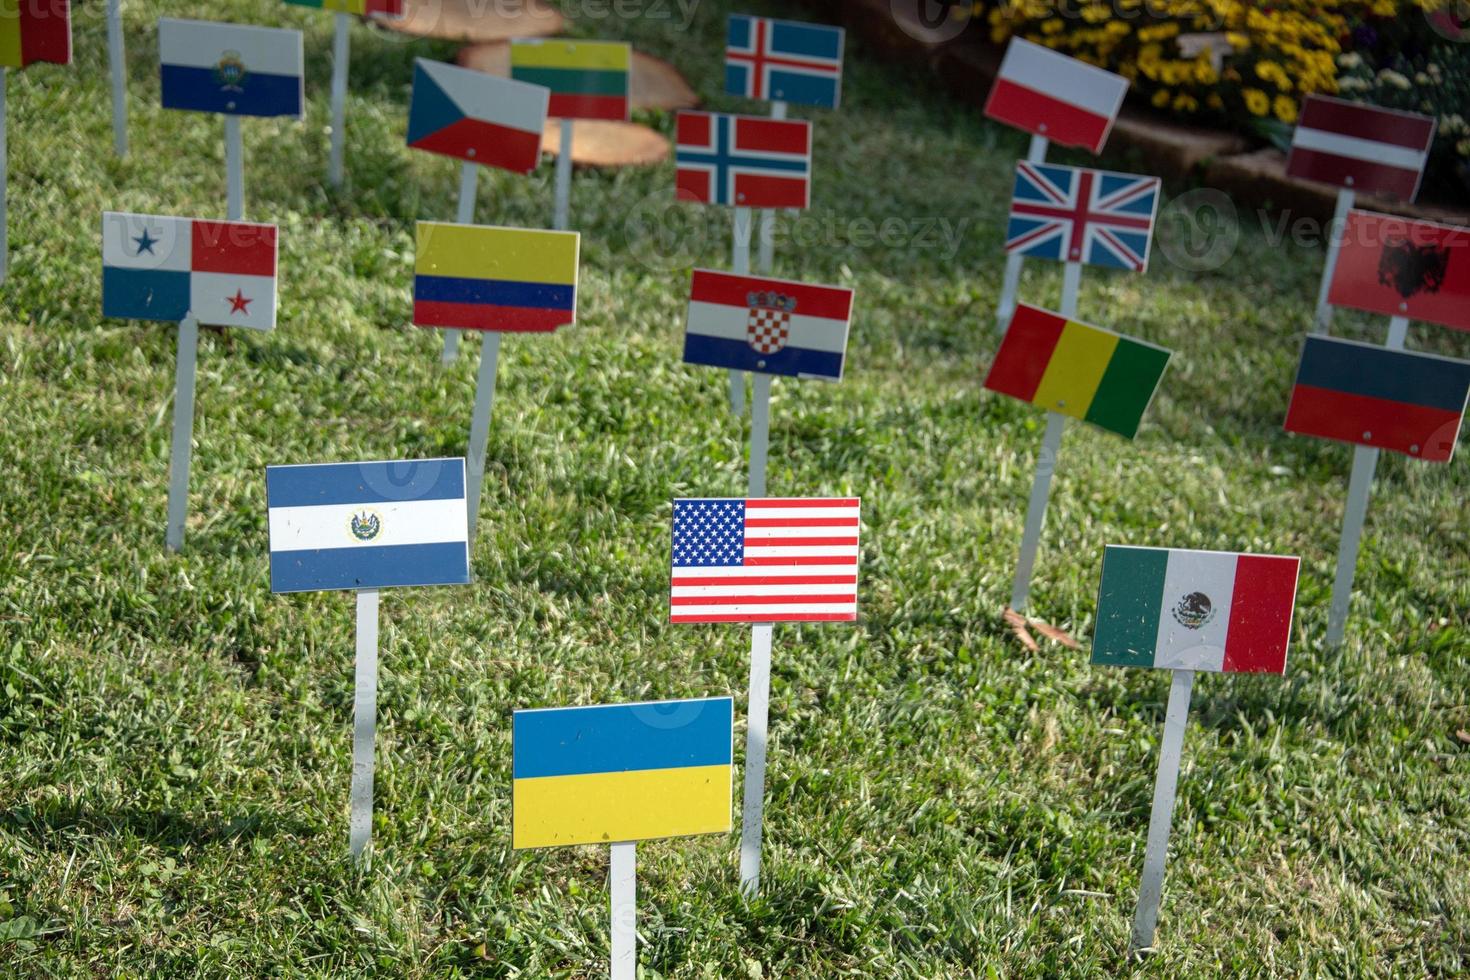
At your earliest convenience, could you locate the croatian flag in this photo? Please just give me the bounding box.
[983,37,1128,153]
[159,19,304,119]
[1006,161,1161,272]
[683,269,853,381]
[1287,95,1436,202]
[675,111,812,209]
[266,458,471,593]
[725,14,844,110]
[101,212,278,330]
[670,497,860,623]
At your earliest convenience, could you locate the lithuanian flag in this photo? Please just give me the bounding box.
[510,38,631,121]
[0,0,70,69]
[985,304,1171,439]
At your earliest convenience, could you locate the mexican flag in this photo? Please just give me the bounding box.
[1093,546,1300,674]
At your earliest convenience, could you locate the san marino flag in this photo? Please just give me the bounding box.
[266,459,471,593]
[159,18,304,118]
[1093,546,1300,675]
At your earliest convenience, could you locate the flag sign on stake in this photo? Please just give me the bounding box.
[283,0,405,187]
[1284,333,1470,643]
[407,58,551,363]
[984,303,1172,612]
[986,37,1129,326]
[413,221,579,535]
[1286,95,1436,333]
[105,0,125,156]
[101,211,278,551]
[670,497,860,895]
[0,0,70,283]
[510,38,630,232]
[1328,209,1470,331]
[158,19,304,222]
[1092,545,1300,951]
[1006,161,1161,272]
[267,458,471,860]
[676,110,815,412]
[513,697,732,979]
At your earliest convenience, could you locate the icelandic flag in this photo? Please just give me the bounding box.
[266,458,471,593]
[101,212,278,330]
[158,19,303,119]
[407,58,550,175]
[675,111,812,209]
[984,37,1128,153]
[683,269,853,381]
[1005,162,1161,272]
[725,14,844,110]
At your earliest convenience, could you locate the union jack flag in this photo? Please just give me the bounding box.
[675,110,812,210]
[1005,161,1161,273]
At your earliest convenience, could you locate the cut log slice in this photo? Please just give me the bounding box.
[379,0,563,43]
[541,119,670,168]
[457,43,699,110]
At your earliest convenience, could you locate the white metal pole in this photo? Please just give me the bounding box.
[464,332,502,539]
[164,314,200,553]
[756,101,787,275]
[728,206,754,414]
[0,69,8,285]
[1313,187,1355,334]
[609,841,636,980]
[1058,260,1082,319]
[349,587,381,861]
[553,118,573,231]
[107,0,128,158]
[1384,314,1409,351]
[1009,411,1065,612]
[224,116,244,220]
[748,372,772,497]
[327,12,351,187]
[739,621,774,895]
[1130,668,1195,952]
[441,161,480,363]
[996,133,1049,329]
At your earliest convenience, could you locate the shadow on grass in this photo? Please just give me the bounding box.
[0,804,314,849]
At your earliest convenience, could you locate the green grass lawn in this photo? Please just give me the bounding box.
[1,0,1467,975]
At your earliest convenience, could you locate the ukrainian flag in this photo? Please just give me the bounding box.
[413,222,580,333]
[512,697,733,849]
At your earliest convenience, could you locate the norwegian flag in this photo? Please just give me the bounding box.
[670,497,860,623]
[1005,161,1161,272]
[675,110,812,209]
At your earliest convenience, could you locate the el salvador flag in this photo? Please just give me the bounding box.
[266,459,471,593]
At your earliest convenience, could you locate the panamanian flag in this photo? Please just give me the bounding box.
[725,14,844,110]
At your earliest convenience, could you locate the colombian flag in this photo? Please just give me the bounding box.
[510,38,631,121]
[0,0,70,69]
[985,304,1172,439]
[413,222,579,333]
[512,697,733,849]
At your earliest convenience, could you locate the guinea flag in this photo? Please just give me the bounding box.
[0,0,71,69]
[984,304,1171,439]
[1093,546,1300,675]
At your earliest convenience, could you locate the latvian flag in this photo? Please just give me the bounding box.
[675,111,812,209]
[725,14,844,110]
[1286,95,1436,202]
[670,497,860,624]
[683,269,853,382]
[1093,546,1300,675]
[983,37,1128,154]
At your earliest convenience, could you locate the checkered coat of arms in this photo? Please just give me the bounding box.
[745,289,797,355]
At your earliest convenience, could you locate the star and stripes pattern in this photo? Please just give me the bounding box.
[1005,161,1161,273]
[670,498,860,623]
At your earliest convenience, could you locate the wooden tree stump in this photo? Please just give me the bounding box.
[457,43,699,111]
[379,0,564,43]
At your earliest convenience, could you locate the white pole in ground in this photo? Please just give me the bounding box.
[441,162,479,363]
[1007,260,1080,611]
[739,621,774,895]
[164,314,200,553]
[748,371,772,497]
[0,69,8,285]
[553,118,573,231]
[1130,668,1195,952]
[728,206,754,414]
[995,133,1050,329]
[327,12,351,187]
[224,116,244,220]
[349,587,380,861]
[1313,186,1355,334]
[107,0,128,158]
[755,101,787,275]
[609,841,636,980]
[1324,314,1408,645]
[464,332,502,540]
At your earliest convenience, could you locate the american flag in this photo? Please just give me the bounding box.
[1005,161,1160,273]
[670,497,860,623]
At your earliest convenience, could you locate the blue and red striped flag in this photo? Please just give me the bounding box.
[674,111,812,209]
[725,14,844,110]
[1005,161,1160,272]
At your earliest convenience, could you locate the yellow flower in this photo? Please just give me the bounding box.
[1244,88,1271,116]
[1172,93,1200,113]
[1152,88,1172,109]
[1207,93,1225,111]
[1273,94,1298,123]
